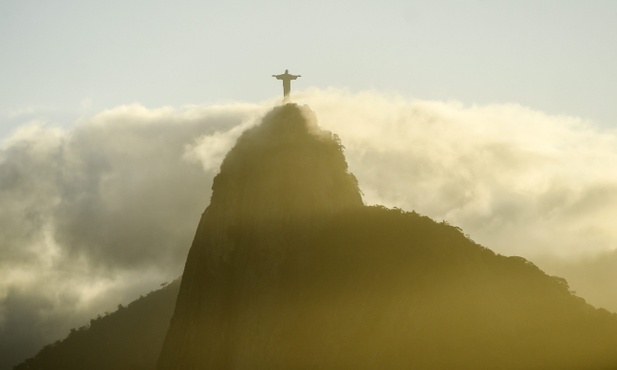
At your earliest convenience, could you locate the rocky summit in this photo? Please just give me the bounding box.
[157,103,363,369]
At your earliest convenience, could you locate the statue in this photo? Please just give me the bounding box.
[272,69,301,99]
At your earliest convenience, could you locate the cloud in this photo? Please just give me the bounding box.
[2,90,617,366]
[293,89,617,260]
[0,102,263,367]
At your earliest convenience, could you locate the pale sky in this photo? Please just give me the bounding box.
[1,1,616,136]
[2,1,617,369]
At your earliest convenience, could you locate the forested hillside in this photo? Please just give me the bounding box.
[15,279,179,370]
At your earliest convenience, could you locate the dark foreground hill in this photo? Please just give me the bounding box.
[17,104,617,369]
[14,280,180,370]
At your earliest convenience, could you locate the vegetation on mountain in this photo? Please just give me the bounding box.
[14,280,179,370]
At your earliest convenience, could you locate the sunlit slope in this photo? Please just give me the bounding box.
[14,279,180,370]
[158,104,617,369]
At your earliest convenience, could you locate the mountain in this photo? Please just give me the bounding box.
[14,279,180,370]
[157,103,364,368]
[157,103,617,369]
[16,103,617,369]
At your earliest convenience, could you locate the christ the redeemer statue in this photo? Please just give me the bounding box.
[272,69,301,99]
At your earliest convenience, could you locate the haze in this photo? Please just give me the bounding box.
[1,1,617,369]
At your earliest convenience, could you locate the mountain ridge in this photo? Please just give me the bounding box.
[157,103,617,369]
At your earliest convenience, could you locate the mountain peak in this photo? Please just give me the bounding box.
[211,103,362,214]
[157,104,365,368]
[202,103,363,260]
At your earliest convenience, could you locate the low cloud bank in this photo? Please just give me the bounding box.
[0,102,263,367]
[1,90,617,367]
[297,90,617,260]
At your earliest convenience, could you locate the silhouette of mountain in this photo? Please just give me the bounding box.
[13,279,180,370]
[16,103,617,369]
[157,104,617,369]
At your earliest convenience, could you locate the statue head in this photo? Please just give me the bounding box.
[285,69,289,73]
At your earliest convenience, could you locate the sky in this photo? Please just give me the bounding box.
[1,0,617,368]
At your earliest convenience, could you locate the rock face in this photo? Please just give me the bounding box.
[157,104,617,369]
[157,103,363,369]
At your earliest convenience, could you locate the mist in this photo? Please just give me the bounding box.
[0,102,263,367]
[1,89,617,367]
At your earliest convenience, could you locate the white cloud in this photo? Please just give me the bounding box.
[0,103,260,363]
[295,89,617,259]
